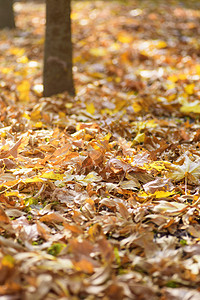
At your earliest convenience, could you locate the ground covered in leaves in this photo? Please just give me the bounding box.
[1,0,200,299]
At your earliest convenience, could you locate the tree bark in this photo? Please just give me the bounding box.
[43,0,75,97]
[0,0,15,29]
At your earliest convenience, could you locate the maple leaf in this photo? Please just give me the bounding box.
[168,155,200,183]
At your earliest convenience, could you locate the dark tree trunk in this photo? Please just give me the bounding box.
[43,0,75,97]
[0,0,15,29]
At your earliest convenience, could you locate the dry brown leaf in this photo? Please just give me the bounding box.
[40,212,65,224]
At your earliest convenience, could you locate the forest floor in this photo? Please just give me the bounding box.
[1,0,200,299]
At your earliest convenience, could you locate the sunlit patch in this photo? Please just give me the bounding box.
[33,84,43,95]
[28,61,39,68]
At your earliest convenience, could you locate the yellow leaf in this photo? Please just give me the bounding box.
[86,102,95,114]
[180,100,200,114]
[109,42,120,51]
[36,38,44,45]
[100,108,114,116]
[132,102,142,113]
[0,126,12,137]
[89,47,107,57]
[103,132,112,141]
[23,176,44,183]
[2,67,13,74]
[146,120,158,128]
[167,75,178,83]
[41,171,64,181]
[5,191,20,197]
[195,64,200,75]
[167,93,176,102]
[17,80,30,102]
[18,56,29,64]
[22,113,30,120]
[184,84,195,95]
[82,172,101,183]
[34,121,43,128]
[88,223,102,240]
[30,109,41,121]
[144,161,170,172]
[118,33,133,44]
[156,40,167,48]
[65,103,73,109]
[89,72,104,79]
[139,190,175,198]
[71,12,79,20]
[2,255,15,268]
[114,99,126,112]
[166,82,176,89]
[179,73,187,80]
[73,55,85,64]
[115,77,121,83]
[59,112,66,119]
[9,47,25,56]
[154,191,175,198]
[14,69,28,77]
[132,132,145,145]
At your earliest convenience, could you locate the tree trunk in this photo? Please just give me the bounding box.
[43,0,75,97]
[0,0,15,29]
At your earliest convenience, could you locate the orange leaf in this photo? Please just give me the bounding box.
[73,259,94,274]
[0,206,10,224]
[40,212,65,224]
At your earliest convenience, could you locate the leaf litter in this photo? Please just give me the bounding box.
[1,0,200,299]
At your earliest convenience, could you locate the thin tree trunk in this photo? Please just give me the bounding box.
[43,0,75,97]
[0,0,15,29]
